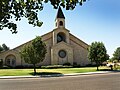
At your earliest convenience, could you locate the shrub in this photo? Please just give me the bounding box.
[73,62,77,67]
[41,65,72,69]
[15,65,24,69]
[15,65,41,69]
[41,65,63,69]
[0,65,11,69]
[63,62,71,66]
[0,59,3,68]
[85,64,97,67]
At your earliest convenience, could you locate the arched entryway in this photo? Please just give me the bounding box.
[5,54,16,67]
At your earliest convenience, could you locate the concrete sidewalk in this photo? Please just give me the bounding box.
[1,71,120,79]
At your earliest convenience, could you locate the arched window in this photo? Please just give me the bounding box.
[5,54,16,67]
[59,21,63,26]
[57,32,66,43]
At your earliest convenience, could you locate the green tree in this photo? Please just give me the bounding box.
[2,43,10,51]
[109,57,114,62]
[106,54,109,60]
[0,45,3,52]
[20,36,47,75]
[0,0,87,34]
[88,42,107,71]
[113,47,120,62]
[0,44,9,52]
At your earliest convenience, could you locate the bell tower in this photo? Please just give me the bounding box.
[53,7,70,45]
[55,6,65,28]
[51,6,73,66]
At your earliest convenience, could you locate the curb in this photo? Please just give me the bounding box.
[0,74,63,79]
[0,76,40,79]
[64,71,112,76]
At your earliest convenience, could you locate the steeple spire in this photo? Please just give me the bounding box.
[56,6,65,19]
[55,6,65,28]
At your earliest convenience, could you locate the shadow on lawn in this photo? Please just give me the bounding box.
[99,69,111,71]
[29,72,64,77]
[98,69,120,72]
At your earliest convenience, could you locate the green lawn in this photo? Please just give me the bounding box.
[115,65,120,70]
[0,66,113,76]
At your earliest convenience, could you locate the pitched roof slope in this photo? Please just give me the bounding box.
[70,33,89,49]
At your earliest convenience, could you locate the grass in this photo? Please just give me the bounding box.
[0,66,116,76]
[114,65,120,70]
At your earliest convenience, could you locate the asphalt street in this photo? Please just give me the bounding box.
[0,72,120,90]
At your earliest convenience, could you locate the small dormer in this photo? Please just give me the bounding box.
[55,7,65,28]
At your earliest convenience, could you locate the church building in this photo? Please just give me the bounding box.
[0,7,90,67]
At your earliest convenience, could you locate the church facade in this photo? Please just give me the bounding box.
[0,7,90,67]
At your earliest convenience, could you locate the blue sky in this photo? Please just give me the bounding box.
[0,0,120,57]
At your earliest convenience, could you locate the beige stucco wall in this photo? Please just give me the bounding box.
[51,41,73,65]
[0,50,21,66]
[70,34,90,66]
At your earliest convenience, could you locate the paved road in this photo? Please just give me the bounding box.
[0,72,120,90]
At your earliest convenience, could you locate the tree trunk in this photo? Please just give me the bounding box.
[110,65,113,71]
[33,64,36,75]
[96,61,99,71]
[97,65,99,71]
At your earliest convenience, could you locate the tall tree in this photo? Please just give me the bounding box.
[0,45,3,52]
[0,44,9,52]
[88,42,107,71]
[0,0,87,34]
[2,43,10,51]
[20,36,47,75]
[113,47,120,62]
[106,54,110,61]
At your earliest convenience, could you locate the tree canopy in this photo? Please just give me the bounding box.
[0,43,10,52]
[113,47,120,62]
[20,36,47,75]
[88,42,107,70]
[0,0,87,34]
